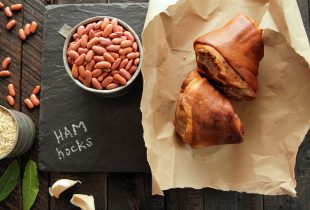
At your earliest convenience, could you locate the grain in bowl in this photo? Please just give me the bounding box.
[0,107,17,159]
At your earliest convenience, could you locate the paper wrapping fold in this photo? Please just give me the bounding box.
[141,0,310,196]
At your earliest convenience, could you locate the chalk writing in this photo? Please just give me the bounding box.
[53,121,93,160]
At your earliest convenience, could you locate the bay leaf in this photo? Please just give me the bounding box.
[22,160,39,210]
[0,160,20,202]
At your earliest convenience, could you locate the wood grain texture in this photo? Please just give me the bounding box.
[109,0,148,3]
[204,188,263,210]
[0,0,23,209]
[178,189,204,210]
[165,189,179,210]
[107,173,164,210]
[20,0,50,209]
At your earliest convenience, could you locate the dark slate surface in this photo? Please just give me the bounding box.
[39,3,149,172]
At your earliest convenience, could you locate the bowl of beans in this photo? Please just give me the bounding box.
[63,16,142,97]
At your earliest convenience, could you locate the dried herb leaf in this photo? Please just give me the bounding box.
[22,160,39,210]
[0,160,20,202]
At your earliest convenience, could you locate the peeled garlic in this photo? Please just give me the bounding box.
[49,179,81,198]
[70,194,95,210]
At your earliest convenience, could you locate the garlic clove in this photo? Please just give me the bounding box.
[49,179,81,198]
[70,194,95,210]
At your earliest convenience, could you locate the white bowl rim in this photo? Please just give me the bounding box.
[63,16,143,95]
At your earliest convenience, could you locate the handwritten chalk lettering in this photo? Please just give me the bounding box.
[64,126,74,138]
[54,121,94,160]
[54,129,64,144]
[72,121,87,135]
[55,138,93,160]
[53,121,87,144]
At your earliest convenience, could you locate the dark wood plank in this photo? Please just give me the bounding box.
[20,0,50,210]
[178,189,204,210]
[109,0,147,3]
[165,189,179,210]
[108,173,164,210]
[143,174,165,210]
[50,172,107,210]
[204,188,263,210]
[0,0,23,209]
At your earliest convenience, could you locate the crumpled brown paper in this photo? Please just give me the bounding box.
[141,0,310,196]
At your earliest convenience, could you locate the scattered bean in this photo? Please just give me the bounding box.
[30,94,40,106]
[7,95,14,106]
[30,21,38,33]
[0,70,10,77]
[19,28,26,40]
[24,23,31,36]
[6,20,16,30]
[10,3,22,11]
[24,98,34,109]
[32,85,41,95]
[8,84,15,96]
[2,57,11,69]
[4,7,12,17]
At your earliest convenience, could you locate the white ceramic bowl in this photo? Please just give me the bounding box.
[63,16,143,97]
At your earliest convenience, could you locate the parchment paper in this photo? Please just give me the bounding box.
[141,0,310,196]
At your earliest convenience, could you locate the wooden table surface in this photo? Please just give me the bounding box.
[0,0,309,209]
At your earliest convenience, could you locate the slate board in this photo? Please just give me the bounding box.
[39,3,149,172]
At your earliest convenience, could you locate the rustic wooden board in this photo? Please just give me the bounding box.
[0,0,23,209]
[20,1,50,210]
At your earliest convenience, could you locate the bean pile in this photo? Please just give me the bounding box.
[0,2,39,109]
[67,17,140,90]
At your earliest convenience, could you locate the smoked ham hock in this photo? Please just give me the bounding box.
[194,15,264,100]
[175,71,244,148]
[175,15,264,147]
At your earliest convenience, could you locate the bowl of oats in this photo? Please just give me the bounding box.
[0,105,35,159]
